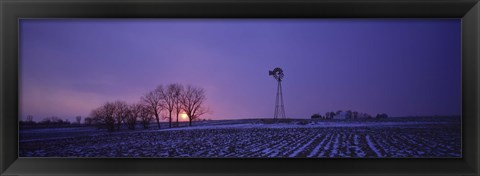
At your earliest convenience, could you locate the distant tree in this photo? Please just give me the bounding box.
[329,112,336,119]
[127,103,142,130]
[90,108,103,129]
[376,113,388,119]
[139,104,154,129]
[75,116,82,124]
[103,103,116,131]
[311,113,321,119]
[22,115,36,127]
[336,110,343,116]
[26,115,34,122]
[357,113,364,118]
[91,102,116,132]
[113,101,129,131]
[142,86,165,129]
[179,85,209,126]
[359,113,373,119]
[324,112,333,119]
[352,111,359,119]
[345,110,353,119]
[39,116,67,127]
[84,117,93,125]
[366,113,372,118]
[39,117,51,127]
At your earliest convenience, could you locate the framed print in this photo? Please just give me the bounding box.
[1,0,479,175]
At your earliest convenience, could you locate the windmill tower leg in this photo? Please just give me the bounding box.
[274,80,286,120]
[274,81,280,120]
[279,81,286,119]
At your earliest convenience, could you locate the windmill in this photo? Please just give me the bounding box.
[269,67,286,120]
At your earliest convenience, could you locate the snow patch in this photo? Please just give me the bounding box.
[366,135,382,157]
[289,133,322,157]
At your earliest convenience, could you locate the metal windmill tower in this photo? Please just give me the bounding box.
[269,67,286,120]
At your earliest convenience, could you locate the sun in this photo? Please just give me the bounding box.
[180,113,188,119]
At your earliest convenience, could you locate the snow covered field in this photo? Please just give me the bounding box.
[19,117,461,158]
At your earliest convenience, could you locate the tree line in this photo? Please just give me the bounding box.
[311,110,388,119]
[90,84,208,132]
[19,115,84,128]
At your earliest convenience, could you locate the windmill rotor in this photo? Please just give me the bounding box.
[269,67,284,81]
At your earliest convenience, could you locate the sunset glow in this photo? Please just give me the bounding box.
[180,113,188,119]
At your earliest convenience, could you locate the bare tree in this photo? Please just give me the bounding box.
[141,86,165,129]
[139,104,154,129]
[345,110,352,119]
[127,103,142,130]
[376,113,388,119]
[162,85,175,128]
[179,85,208,126]
[352,111,359,119]
[171,84,184,127]
[163,83,183,128]
[91,102,116,132]
[103,103,116,131]
[336,110,343,116]
[84,117,94,125]
[26,115,34,122]
[325,112,335,119]
[114,101,129,131]
[75,116,82,124]
[90,108,102,127]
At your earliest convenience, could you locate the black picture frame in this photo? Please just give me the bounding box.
[1,0,479,175]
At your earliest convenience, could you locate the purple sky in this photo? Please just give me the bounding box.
[19,19,461,121]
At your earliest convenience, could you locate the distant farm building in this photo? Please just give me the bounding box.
[312,110,374,120]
